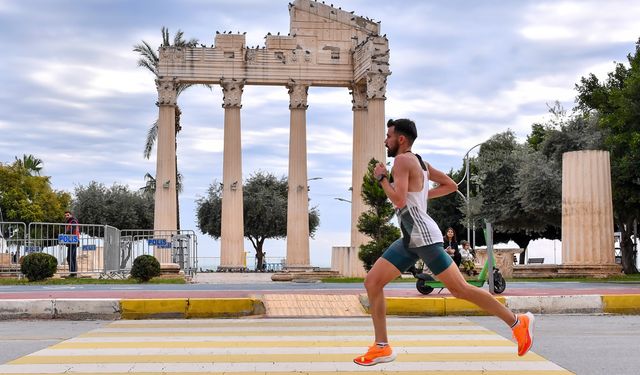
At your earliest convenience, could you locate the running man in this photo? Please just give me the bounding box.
[354,118,534,366]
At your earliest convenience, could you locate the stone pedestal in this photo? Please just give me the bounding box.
[331,246,366,277]
[474,248,522,278]
[561,151,621,276]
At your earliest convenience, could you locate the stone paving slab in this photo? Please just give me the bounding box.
[262,294,367,317]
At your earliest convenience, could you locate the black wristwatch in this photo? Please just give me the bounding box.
[376,174,386,182]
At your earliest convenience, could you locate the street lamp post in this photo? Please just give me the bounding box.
[457,143,483,249]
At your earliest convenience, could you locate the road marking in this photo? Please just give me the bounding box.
[0,317,574,374]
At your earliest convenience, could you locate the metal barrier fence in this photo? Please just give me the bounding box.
[0,222,27,274]
[27,222,120,277]
[0,222,197,278]
[119,229,198,277]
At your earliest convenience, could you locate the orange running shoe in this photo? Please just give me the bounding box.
[512,312,535,356]
[353,344,396,366]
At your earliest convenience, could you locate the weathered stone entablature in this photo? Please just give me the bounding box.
[287,82,309,109]
[156,77,177,106]
[221,78,244,108]
[156,0,388,89]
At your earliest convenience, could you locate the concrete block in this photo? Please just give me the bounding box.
[602,294,640,314]
[120,298,187,319]
[0,299,54,320]
[384,297,445,316]
[506,295,603,314]
[187,298,264,318]
[54,299,121,320]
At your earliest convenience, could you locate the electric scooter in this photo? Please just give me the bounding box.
[410,255,506,295]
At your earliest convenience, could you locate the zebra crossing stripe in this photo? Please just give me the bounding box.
[0,317,574,374]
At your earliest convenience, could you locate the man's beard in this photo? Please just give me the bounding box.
[387,145,398,157]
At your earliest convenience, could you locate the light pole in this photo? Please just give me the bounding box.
[457,143,483,249]
[334,197,352,203]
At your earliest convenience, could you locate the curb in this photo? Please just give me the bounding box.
[0,295,638,320]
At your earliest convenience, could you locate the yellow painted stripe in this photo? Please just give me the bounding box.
[10,352,545,365]
[386,297,445,315]
[106,320,478,329]
[0,372,575,375]
[602,294,640,314]
[51,339,513,349]
[187,298,262,318]
[78,329,491,337]
[445,297,506,316]
[120,299,187,319]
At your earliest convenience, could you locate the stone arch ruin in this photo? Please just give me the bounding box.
[153,0,389,272]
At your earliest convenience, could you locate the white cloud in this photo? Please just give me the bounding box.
[520,1,640,44]
[28,62,152,100]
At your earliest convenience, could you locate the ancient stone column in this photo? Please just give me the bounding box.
[366,72,388,170]
[153,78,178,232]
[285,83,311,269]
[219,79,245,271]
[349,83,368,277]
[561,150,620,276]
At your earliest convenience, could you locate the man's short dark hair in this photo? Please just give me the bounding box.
[387,118,417,144]
[64,210,72,215]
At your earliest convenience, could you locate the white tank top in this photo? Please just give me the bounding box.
[394,162,443,248]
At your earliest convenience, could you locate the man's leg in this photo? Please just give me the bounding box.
[364,257,401,343]
[353,257,401,366]
[69,245,77,276]
[435,262,535,356]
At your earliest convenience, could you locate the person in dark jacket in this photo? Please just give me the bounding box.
[443,227,461,267]
[64,210,80,277]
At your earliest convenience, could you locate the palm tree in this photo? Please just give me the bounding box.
[14,154,43,176]
[134,27,210,230]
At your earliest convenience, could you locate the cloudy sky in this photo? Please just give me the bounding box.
[1,0,638,268]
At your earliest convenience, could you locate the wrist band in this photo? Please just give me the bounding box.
[376,174,386,182]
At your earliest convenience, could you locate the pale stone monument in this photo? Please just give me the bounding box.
[559,150,621,277]
[153,0,389,273]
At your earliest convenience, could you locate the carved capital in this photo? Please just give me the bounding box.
[350,84,368,110]
[221,79,244,108]
[156,78,177,106]
[287,83,309,110]
[366,73,388,100]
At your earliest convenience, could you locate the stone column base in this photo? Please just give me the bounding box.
[556,264,622,278]
[512,264,622,278]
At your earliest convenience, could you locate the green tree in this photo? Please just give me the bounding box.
[73,181,154,229]
[0,160,70,225]
[575,38,640,274]
[469,131,562,263]
[196,172,320,271]
[134,27,209,230]
[357,159,401,271]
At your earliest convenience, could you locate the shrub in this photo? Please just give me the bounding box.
[21,253,58,282]
[131,254,161,282]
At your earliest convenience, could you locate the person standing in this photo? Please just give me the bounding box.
[443,227,461,267]
[64,210,80,277]
[353,118,534,366]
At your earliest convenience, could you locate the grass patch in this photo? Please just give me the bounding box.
[0,277,186,285]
